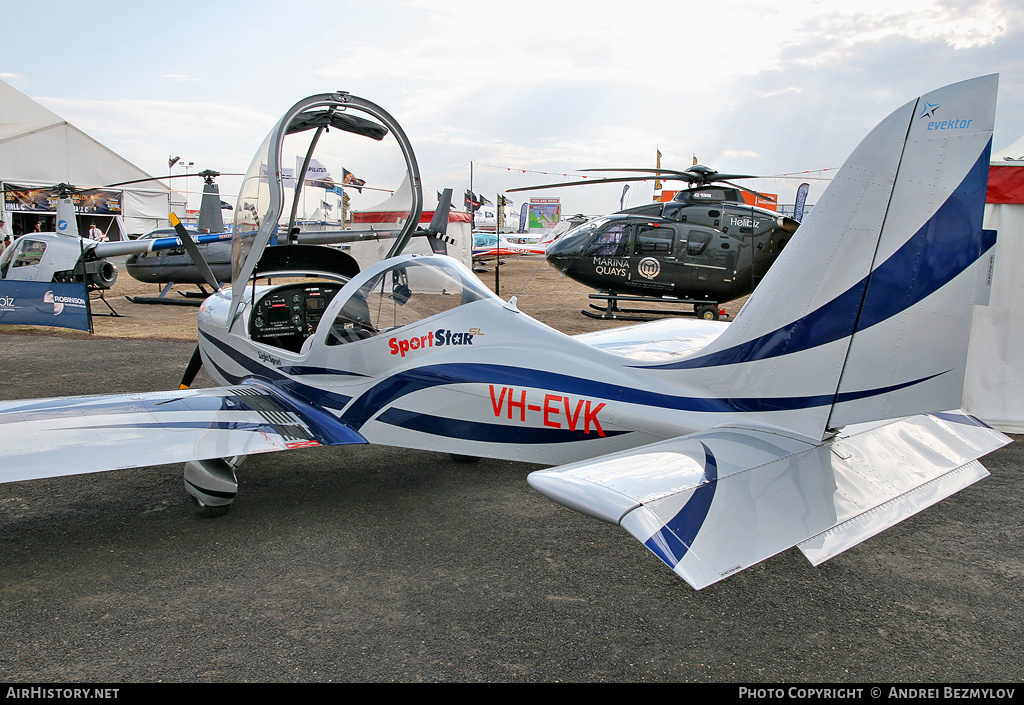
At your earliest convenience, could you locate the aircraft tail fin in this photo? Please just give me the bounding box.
[54,196,80,239]
[667,75,999,441]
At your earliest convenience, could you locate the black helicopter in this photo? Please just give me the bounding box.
[507,165,801,320]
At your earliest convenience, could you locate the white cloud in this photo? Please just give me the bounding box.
[7,0,1023,215]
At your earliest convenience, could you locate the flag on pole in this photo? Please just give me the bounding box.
[299,157,333,188]
[794,182,810,222]
[342,168,366,193]
[465,190,484,211]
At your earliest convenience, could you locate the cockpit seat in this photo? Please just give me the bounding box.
[328,326,375,346]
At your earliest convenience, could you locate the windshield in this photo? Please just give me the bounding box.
[232,129,275,280]
[546,218,609,258]
[327,258,495,345]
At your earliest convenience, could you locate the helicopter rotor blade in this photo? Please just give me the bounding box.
[507,174,692,193]
[580,167,701,181]
[586,167,763,182]
[709,173,760,182]
[82,172,246,191]
[169,212,223,292]
[721,181,777,204]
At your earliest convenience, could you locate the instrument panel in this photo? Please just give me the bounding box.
[250,283,342,349]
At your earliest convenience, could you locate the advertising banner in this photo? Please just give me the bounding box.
[740,191,778,211]
[0,280,91,332]
[3,184,122,215]
[794,182,810,221]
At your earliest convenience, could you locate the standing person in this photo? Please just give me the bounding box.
[0,217,11,251]
[88,223,107,242]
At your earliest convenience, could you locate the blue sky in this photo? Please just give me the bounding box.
[3,0,1022,216]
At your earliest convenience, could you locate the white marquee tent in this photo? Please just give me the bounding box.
[0,79,171,238]
[963,136,1024,432]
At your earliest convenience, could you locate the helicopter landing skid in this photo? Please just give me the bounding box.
[125,281,207,307]
[583,292,729,322]
[126,296,204,307]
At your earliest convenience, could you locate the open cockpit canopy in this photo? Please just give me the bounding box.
[230,92,424,321]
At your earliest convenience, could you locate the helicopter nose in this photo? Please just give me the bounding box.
[544,249,571,272]
[548,257,576,277]
[545,236,573,259]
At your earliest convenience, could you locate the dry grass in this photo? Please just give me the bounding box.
[0,254,748,341]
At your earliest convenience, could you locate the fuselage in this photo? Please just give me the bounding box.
[195,254,741,466]
[125,228,233,284]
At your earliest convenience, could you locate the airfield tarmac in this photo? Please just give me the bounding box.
[0,255,1021,683]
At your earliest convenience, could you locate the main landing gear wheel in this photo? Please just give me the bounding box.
[696,304,720,320]
[190,495,231,518]
[183,458,239,518]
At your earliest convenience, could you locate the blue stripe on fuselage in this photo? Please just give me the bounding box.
[200,331,353,411]
[340,362,945,431]
[198,319,947,438]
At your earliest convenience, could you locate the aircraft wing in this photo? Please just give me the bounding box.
[0,382,366,484]
[528,411,1009,589]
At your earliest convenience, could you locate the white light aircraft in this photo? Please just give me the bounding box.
[0,78,1010,590]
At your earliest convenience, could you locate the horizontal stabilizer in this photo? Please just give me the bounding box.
[528,412,1008,589]
[0,384,366,484]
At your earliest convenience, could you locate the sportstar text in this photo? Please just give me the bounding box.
[389,328,481,357]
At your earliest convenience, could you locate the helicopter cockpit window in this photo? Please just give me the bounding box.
[12,239,47,268]
[686,230,713,257]
[633,226,673,255]
[0,243,17,278]
[327,260,493,346]
[583,223,630,257]
[661,203,686,220]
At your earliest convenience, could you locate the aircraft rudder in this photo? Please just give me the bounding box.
[828,74,998,428]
